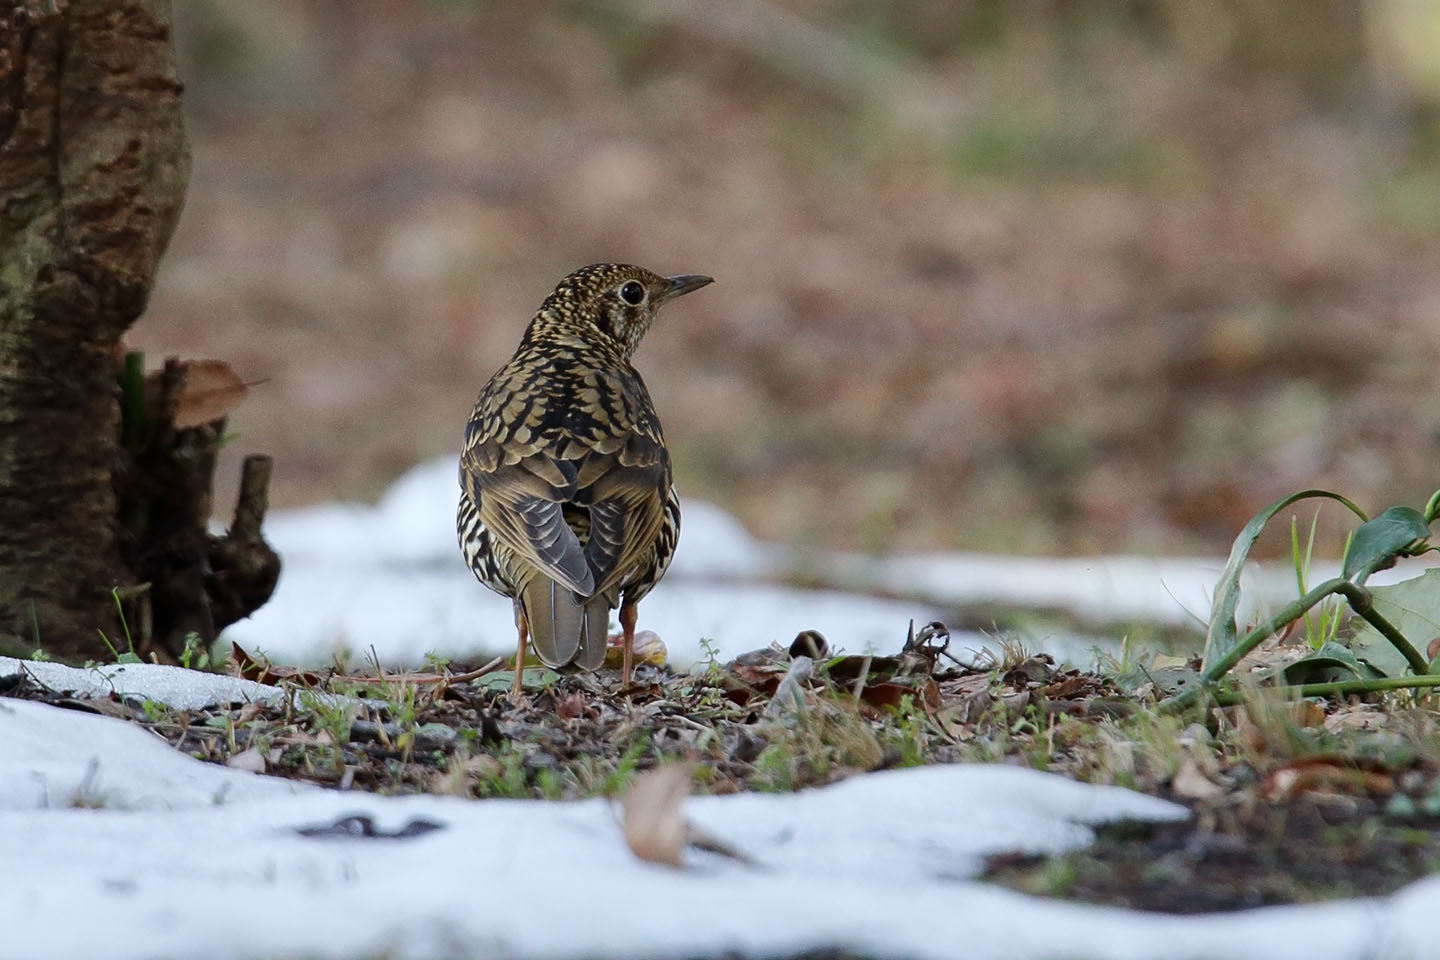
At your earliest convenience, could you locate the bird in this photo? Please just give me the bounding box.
[457,263,712,697]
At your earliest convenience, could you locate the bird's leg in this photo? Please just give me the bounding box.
[619,599,637,689]
[512,604,529,700]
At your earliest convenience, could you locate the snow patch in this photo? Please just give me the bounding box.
[0,657,284,711]
[0,698,307,809]
[0,695,1420,960]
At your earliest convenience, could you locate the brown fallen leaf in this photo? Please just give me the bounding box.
[1323,702,1387,733]
[1000,690,1030,713]
[603,629,667,669]
[1171,756,1225,800]
[622,764,694,868]
[1043,674,1092,699]
[1263,756,1395,802]
[230,642,328,685]
[226,748,267,774]
[853,681,908,709]
[54,697,138,722]
[826,654,898,683]
[164,359,249,429]
[555,689,588,719]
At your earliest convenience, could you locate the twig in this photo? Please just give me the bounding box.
[850,652,873,705]
[230,455,272,543]
[329,656,505,687]
[1163,576,1430,713]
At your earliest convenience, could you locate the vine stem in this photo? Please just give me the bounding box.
[1160,577,1429,713]
[1209,674,1440,707]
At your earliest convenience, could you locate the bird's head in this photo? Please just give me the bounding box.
[538,263,712,357]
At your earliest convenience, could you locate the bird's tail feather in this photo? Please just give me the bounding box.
[520,578,608,670]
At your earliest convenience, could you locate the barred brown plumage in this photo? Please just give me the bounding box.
[457,263,711,697]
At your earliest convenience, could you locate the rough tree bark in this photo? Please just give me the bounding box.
[0,0,191,659]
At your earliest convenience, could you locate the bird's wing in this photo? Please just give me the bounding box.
[583,461,668,597]
[460,358,670,599]
[577,400,671,597]
[461,379,595,597]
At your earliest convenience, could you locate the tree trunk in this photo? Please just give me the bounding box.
[0,0,190,659]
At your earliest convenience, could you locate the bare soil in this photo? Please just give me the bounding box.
[989,784,1440,912]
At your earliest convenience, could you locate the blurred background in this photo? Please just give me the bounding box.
[135,0,1440,559]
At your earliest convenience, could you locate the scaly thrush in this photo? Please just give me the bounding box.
[457,263,711,696]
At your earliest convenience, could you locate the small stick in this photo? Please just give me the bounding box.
[851,653,873,705]
[329,655,506,687]
[231,455,273,544]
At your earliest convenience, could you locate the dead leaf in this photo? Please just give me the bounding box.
[226,748,267,773]
[1263,756,1395,802]
[916,676,941,709]
[827,654,899,683]
[1323,703,1387,733]
[621,764,693,868]
[604,629,667,668]
[854,681,908,709]
[555,690,587,719]
[928,700,980,740]
[54,697,137,721]
[231,642,327,685]
[949,689,992,726]
[1043,674,1091,699]
[1294,698,1327,728]
[1171,757,1225,800]
[722,687,754,706]
[167,359,249,429]
[1004,656,1053,686]
[724,662,782,703]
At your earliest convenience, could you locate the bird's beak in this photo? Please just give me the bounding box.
[657,274,713,303]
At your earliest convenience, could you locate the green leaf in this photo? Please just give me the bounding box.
[1424,488,1440,525]
[1281,642,1381,685]
[1342,506,1430,583]
[1204,490,1366,672]
[1349,569,1440,677]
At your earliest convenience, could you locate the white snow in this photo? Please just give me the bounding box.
[820,550,1287,629]
[0,697,308,809]
[0,657,285,711]
[0,690,1420,960]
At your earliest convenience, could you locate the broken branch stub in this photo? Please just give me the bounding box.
[116,354,280,662]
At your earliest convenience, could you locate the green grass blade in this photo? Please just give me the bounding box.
[1203,489,1366,672]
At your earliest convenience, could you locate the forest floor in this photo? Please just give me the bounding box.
[10,627,1440,912]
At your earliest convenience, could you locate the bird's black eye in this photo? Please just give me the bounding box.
[619,281,646,306]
